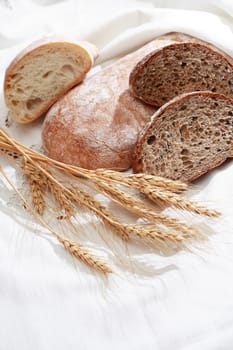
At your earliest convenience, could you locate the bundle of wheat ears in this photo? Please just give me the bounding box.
[0,127,220,274]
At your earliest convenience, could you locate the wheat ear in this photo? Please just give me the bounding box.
[21,159,47,215]
[120,223,185,242]
[57,236,112,273]
[143,186,220,217]
[93,169,188,193]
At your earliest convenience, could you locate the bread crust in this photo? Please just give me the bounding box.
[129,36,233,106]
[4,38,98,123]
[132,91,233,182]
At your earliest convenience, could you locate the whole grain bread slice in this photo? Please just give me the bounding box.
[129,34,233,106]
[132,91,233,182]
[4,38,98,123]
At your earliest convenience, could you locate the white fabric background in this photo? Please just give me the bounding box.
[0,0,233,349]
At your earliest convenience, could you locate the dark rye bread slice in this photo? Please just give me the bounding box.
[129,34,233,106]
[132,91,233,182]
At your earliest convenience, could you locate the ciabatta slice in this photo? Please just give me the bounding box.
[4,38,98,123]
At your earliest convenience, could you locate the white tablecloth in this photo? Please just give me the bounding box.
[1,1,233,349]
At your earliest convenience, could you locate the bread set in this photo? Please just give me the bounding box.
[4,32,233,181]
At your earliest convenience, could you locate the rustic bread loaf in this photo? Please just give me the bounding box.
[4,38,98,123]
[132,91,233,182]
[42,33,194,170]
[129,34,233,106]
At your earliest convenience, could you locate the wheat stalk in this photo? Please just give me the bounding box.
[0,164,111,274]
[0,132,187,192]
[0,128,220,222]
[0,135,130,241]
[0,127,221,273]
[0,129,220,218]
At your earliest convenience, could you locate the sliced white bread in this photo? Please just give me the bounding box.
[4,38,98,123]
